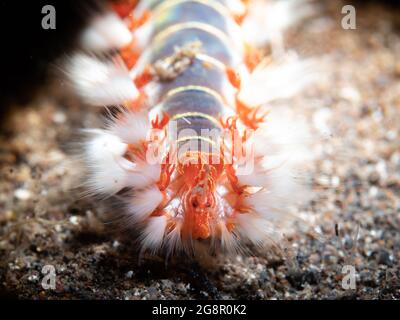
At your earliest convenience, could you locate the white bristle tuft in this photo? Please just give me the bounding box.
[224,0,246,17]
[128,161,162,189]
[238,108,313,207]
[107,111,150,145]
[127,186,164,222]
[236,162,275,189]
[133,21,154,51]
[81,12,133,51]
[242,0,316,48]
[239,157,310,217]
[219,221,238,252]
[244,187,293,222]
[66,54,138,106]
[84,130,129,195]
[235,214,281,247]
[83,130,161,195]
[238,54,318,107]
[140,216,168,252]
[165,221,183,256]
[252,108,313,165]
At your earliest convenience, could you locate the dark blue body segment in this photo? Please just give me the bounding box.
[144,0,240,153]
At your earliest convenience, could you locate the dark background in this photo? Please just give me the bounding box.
[0,0,105,110]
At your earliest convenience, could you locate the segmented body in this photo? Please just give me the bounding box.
[70,0,314,255]
[130,0,249,244]
[134,0,242,149]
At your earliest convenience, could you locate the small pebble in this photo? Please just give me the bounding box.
[14,189,32,201]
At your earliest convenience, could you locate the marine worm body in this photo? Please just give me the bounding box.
[67,0,316,255]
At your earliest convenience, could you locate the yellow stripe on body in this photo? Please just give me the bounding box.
[176,135,217,145]
[195,53,226,71]
[152,0,233,22]
[166,85,224,103]
[171,111,221,127]
[152,22,233,51]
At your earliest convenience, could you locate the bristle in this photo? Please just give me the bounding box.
[234,213,281,247]
[126,186,164,222]
[238,151,311,229]
[237,108,313,223]
[83,130,161,195]
[132,21,154,51]
[81,12,133,51]
[242,0,316,48]
[244,189,292,222]
[106,110,150,145]
[84,129,130,195]
[236,162,275,189]
[219,221,239,253]
[164,220,183,257]
[238,54,318,107]
[140,215,168,253]
[238,110,311,182]
[252,110,312,164]
[134,162,162,188]
[224,0,246,16]
[66,54,138,106]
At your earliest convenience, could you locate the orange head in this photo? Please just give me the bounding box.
[178,156,223,239]
[182,183,216,239]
